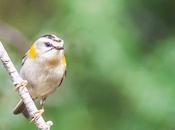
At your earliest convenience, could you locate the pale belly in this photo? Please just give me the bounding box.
[20,60,66,98]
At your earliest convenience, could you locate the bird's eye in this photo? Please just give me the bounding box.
[58,39,62,43]
[44,42,52,47]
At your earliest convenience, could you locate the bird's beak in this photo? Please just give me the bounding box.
[53,46,64,51]
[58,47,64,50]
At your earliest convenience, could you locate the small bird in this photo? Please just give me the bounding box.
[13,34,67,119]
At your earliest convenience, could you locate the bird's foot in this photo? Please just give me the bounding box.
[15,80,28,91]
[31,108,44,122]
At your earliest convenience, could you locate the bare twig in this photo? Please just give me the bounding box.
[0,41,53,130]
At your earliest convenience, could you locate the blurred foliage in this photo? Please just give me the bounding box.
[0,0,175,130]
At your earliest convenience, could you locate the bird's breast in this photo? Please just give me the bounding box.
[20,58,66,98]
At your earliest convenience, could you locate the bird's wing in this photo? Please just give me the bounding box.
[22,53,27,66]
[58,69,67,86]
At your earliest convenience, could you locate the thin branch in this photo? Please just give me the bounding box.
[0,41,53,130]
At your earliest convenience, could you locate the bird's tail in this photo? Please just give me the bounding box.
[13,99,30,119]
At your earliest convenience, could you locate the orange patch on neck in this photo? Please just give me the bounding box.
[28,44,37,59]
[48,56,59,66]
[47,55,66,67]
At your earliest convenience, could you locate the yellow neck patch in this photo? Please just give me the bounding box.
[61,55,67,65]
[28,44,37,59]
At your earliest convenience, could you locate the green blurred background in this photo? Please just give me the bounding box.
[0,0,175,130]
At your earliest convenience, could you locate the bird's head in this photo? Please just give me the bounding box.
[28,34,65,65]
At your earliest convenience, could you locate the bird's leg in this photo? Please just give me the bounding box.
[40,97,46,108]
[31,97,46,122]
[15,80,28,91]
[39,97,46,114]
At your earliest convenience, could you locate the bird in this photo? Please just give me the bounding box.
[13,34,67,120]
